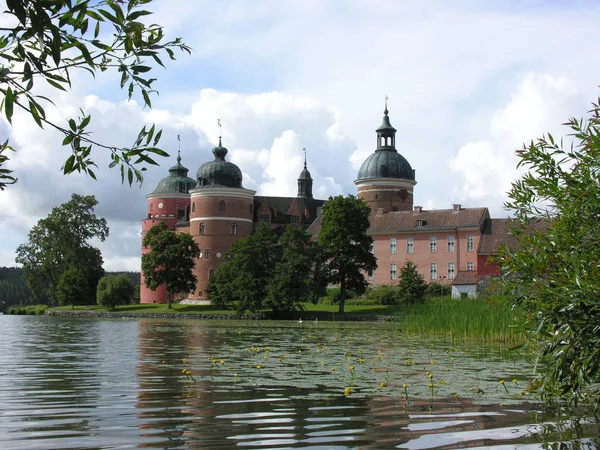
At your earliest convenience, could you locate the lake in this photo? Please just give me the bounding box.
[0,314,598,449]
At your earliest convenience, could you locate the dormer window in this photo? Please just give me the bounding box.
[416,219,424,228]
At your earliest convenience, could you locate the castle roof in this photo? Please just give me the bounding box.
[196,138,243,188]
[150,152,196,195]
[478,217,549,255]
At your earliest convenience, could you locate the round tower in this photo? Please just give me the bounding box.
[141,152,195,304]
[189,137,256,298]
[297,149,313,199]
[355,101,416,212]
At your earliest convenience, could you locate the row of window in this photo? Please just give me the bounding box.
[191,200,254,215]
[388,235,474,254]
[199,223,238,235]
[372,262,475,281]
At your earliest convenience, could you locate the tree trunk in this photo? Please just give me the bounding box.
[167,291,172,309]
[338,279,346,314]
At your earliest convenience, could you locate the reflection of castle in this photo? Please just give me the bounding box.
[140,104,507,303]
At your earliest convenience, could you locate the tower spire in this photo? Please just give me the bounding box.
[218,118,222,147]
[177,134,181,164]
[303,147,307,169]
[297,147,313,199]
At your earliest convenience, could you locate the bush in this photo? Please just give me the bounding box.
[6,304,47,315]
[398,262,427,303]
[425,282,451,298]
[318,287,357,305]
[360,284,402,305]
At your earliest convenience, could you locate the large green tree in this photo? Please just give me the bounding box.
[499,97,600,409]
[317,195,377,314]
[0,0,191,190]
[207,222,279,314]
[264,225,317,316]
[141,221,200,309]
[15,193,108,303]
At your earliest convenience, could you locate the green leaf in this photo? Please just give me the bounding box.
[4,87,14,123]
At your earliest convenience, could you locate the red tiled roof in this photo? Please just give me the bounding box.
[307,206,489,236]
[368,207,489,234]
[478,217,549,255]
[452,271,479,285]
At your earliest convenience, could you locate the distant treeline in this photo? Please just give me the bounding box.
[0,267,140,310]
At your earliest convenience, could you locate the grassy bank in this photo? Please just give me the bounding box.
[45,297,524,342]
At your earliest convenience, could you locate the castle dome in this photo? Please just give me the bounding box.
[196,138,243,188]
[150,152,196,195]
[356,104,415,181]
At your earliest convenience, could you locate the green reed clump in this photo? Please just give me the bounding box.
[398,296,525,343]
[6,304,48,315]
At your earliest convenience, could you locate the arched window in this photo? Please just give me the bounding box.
[231,223,237,235]
[249,203,253,215]
[192,202,195,213]
[199,222,205,235]
[218,200,225,212]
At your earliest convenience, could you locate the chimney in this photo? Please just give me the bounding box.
[453,204,461,212]
[413,206,422,213]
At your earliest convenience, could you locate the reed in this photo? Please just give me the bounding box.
[397,296,525,343]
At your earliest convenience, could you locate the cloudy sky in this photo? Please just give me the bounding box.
[1,0,599,271]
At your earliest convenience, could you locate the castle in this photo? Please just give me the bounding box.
[140,105,507,303]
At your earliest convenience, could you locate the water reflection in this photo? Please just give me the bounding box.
[0,315,597,449]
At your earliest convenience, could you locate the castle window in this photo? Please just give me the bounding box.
[430,263,437,280]
[447,235,455,253]
[260,213,270,222]
[149,203,153,211]
[467,262,475,272]
[407,237,414,254]
[192,202,195,213]
[429,236,437,253]
[448,263,455,280]
[375,194,379,200]
[199,222,205,235]
[367,270,374,281]
[390,264,397,281]
[209,270,215,280]
[231,223,237,235]
[467,235,474,252]
[290,215,299,225]
[205,249,211,259]
[416,219,424,228]
[218,200,225,212]
[369,242,374,253]
[249,203,253,215]
[390,237,396,254]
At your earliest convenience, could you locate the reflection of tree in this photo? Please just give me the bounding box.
[12,317,102,433]
[135,320,213,445]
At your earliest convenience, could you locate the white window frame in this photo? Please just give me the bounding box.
[467,261,475,272]
[390,237,397,254]
[430,263,437,280]
[407,237,414,254]
[467,234,474,252]
[429,236,437,253]
[367,270,374,281]
[448,262,455,280]
[390,264,397,281]
[447,235,454,253]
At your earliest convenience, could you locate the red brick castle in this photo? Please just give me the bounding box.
[141,105,507,303]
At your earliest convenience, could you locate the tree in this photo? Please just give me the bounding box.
[499,96,600,409]
[54,266,88,309]
[397,261,427,304]
[96,274,135,310]
[264,225,317,316]
[318,195,377,314]
[141,221,200,309]
[15,193,108,303]
[207,223,279,313]
[0,0,191,190]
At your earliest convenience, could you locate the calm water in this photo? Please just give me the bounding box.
[0,315,598,449]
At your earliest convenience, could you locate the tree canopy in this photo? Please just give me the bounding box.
[317,195,377,313]
[141,221,200,309]
[96,274,135,310]
[499,96,600,409]
[15,193,108,304]
[0,0,191,190]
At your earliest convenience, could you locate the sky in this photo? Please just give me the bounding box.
[1,0,600,271]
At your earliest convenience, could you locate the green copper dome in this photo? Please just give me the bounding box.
[151,152,196,195]
[196,139,243,188]
[357,105,415,181]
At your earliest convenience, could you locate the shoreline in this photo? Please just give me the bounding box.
[45,309,395,321]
